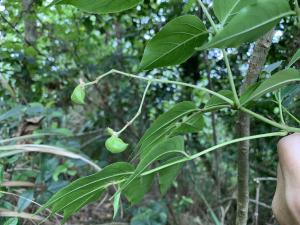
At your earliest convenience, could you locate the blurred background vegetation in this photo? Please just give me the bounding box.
[0,0,299,224]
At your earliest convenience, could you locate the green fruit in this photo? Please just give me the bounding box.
[105,135,128,153]
[71,84,85,105]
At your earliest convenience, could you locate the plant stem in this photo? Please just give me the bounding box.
[277,90,286,125]
[222,49,241,107]
[240,107,300,133]
[84,69,234,105]
[196,0,218,32]
[115,81,151,136]
[141,131,287,176]
[282,105,300,125]
[197,0,240,107]
[84,69,300,133]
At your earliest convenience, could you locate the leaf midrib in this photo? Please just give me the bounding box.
[221,0,241,25]
[44,171,132,209]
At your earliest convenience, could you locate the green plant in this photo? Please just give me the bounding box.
[33,0,300,224]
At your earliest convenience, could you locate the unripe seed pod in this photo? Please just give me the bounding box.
[71,84,85,105]
[105,135,128,153]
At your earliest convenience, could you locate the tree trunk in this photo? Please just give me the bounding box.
[23,0,37,45]
[235,30,274,225]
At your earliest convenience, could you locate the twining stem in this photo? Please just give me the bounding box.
[115,81,151,136]
[84,69,300,133]
[84,69,234,105]
[141,131,288,176]
[197,0,240,107]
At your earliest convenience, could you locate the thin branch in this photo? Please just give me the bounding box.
[116,81,151,136]
[84,69,235,105]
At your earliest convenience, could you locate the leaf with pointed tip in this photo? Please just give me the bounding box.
[287,49,300,68]
[139,15,208,70]
[50,0,142,14]
[242,69,300,104]
[205,0,293,49]
[213,0,256,25]
[263,61,283,74]
[113,191,121,219]
[121,136,186,194]
[138,101,198,158]
[39,162,134,221]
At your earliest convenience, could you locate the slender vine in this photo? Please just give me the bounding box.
[83,69,300,134]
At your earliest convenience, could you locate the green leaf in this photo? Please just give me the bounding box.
[39,162,134,222]
[240,83,260,105]
[0,164,3,183]
[263,61,283,74]
[206,90,234,108]
[53,164,69,181]
[138,101,198,158]
[71,85,85,105]
[139,15,208,70]
[51,0,142,14]
[159,156,184,195]
[206,0,293,49]
[213,0,256,25]
[123,174,154,204]
[113,191,121,219]
[287,49,300,68]
[183,0,196,14]
[243,69,300,104]
[4,218,18,225]
[171,111,204,135]
[121,136,186,194]
[17,190,34,212]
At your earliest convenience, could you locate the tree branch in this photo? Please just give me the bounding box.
[235,30,275,225]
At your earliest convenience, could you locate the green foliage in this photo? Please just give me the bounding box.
[242,69,300,104]
[138,101,198,158]
[213,0,256,25]
[206,90,233,108]
[287,49,300,68]
[2,0,300,224]
[17,190,34,212]
[119,136,187,197]
[50,0,143,14]
[139,15,208,70]
[130,202,168,225]
[39,162,134,222]
[3,218,18,225]
[113,191,121,219]
[171,111,204,135]
[206,0,293,48]
[158,156,184,195]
